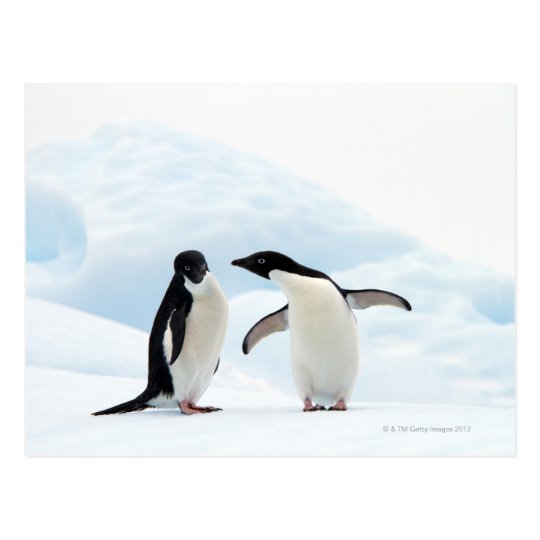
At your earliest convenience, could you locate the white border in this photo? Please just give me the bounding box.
[3,1,538,539]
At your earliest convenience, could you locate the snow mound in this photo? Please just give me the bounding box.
[25,122,513,334]
[26,182,86,274]
[25,122,418,330]
[333,250,514,324]
[26,297,147,378]
[25,297,273,393]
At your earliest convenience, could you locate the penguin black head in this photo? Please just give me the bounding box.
[231,251,299,279]
[174,250,209,284]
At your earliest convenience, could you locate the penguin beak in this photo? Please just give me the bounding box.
[231,255,269,279]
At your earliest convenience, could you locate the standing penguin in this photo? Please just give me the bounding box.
[93,250,228,416]
[232,251,411,412]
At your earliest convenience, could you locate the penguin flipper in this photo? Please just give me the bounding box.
[242,304,289,354]
[343,289,412,311]
[169,302,189,365]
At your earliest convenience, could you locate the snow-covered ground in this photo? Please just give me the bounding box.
[25,367,514,456]
[25,298,514,456]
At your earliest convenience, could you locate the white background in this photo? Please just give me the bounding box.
[2,1,538,540]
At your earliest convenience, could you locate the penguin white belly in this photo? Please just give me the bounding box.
[157,273,228,406]
[271,271,359,405]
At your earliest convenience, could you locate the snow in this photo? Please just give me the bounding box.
[26,297,147,378]
[25,298,514,456]
[24,122,515,454]
[25,297,273,391]
[26,122,418,330]
[224,285,514,407]
[25,182,86,275]
[25,121,511,328]
[25,366,514,456]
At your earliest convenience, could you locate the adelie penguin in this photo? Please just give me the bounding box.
[93,250,228,416]
[232,251,411,412]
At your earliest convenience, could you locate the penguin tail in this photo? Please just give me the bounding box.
[92,397,153,416]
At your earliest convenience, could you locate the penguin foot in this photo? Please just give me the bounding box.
[192,404,222,413]
[303,398,326,412]
[179,400,222,415]
[328,400,347,411]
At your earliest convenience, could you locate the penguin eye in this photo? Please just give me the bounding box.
[258,258,265,264]
[184,265,191,271]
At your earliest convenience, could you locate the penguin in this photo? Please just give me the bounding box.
[93,250,228,416]
[231,251,411,412]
